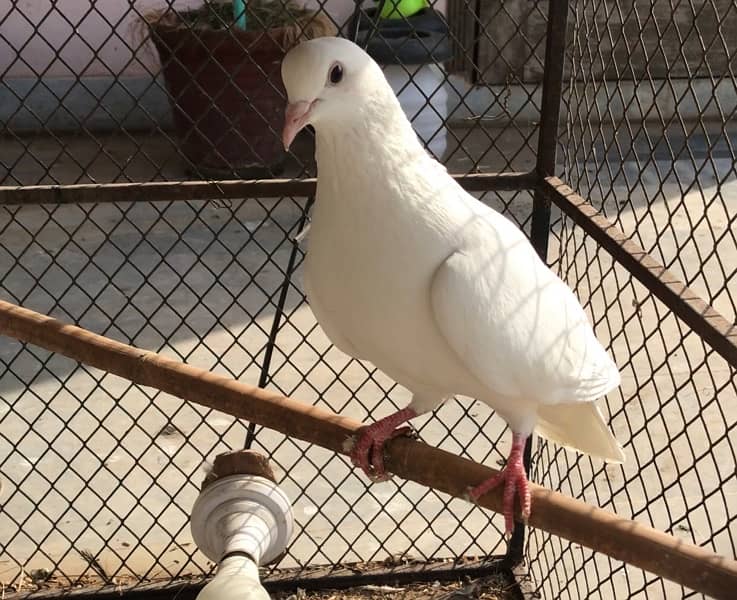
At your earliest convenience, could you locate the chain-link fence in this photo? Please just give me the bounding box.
[0,0,538,592]
[0,0,735,597]
[528,0,737,598]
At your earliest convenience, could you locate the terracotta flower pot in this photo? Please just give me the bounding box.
[151,25,291,178]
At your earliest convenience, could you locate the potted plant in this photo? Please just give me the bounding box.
[141,0,336,178]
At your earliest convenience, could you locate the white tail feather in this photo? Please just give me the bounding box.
[536,402,625,463]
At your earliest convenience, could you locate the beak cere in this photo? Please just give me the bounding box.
[282,100,314,151]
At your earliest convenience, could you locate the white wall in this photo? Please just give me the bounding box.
[0,0,445,79]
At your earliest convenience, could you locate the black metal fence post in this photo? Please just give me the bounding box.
[506,0,571,566]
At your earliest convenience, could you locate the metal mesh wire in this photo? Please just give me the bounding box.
[1,0,735,596]
[0,0,542,591]
[0,190,539,586]
[528,0,737,598]
[0,0,542,183]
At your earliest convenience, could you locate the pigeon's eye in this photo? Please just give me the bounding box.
[329,63,343,85]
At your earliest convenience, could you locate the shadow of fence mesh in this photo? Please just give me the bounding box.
[0,0,735,597]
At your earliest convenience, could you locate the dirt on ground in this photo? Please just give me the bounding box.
[2,560,518,599]
[0,572,519,600]
[270,575,516,600]
[3,575,515,600]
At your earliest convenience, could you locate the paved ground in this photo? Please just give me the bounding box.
[0,124,735,599]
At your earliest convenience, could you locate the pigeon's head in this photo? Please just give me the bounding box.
[280,37,391,150]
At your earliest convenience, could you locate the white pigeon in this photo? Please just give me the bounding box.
[281,37,624,534]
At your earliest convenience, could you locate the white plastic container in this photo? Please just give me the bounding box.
[190,473,294,600]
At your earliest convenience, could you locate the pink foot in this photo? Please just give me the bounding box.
[349,408,417,481]
[467,433,531,536]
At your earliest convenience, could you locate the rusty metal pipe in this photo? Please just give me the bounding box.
[541,177,737,369]
[0,299,736,599]
[0,172,536,206]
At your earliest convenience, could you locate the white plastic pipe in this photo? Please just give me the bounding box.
[197,555,270,600]
[190,474,294,600]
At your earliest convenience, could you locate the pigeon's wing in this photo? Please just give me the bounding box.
[429,236,621,407]
[430,237,624,462]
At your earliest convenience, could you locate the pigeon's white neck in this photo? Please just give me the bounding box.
[312,92,427,191]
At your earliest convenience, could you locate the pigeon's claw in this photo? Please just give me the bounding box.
[466,433,530,536]
[349,408,417,482]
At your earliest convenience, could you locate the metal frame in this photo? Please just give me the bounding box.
[540,177,737,369]
[0,172,536,205]
[0,558,519,600]
[3,296,737,598]
[1,0,736,595]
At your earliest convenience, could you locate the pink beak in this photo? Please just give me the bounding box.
[282,100,314,151]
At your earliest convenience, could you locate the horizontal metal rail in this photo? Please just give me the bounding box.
[34,558,515,600]
[0,171,536,205]
[1,298,736,600]
[541,176,737,370]
[4,171,732,372]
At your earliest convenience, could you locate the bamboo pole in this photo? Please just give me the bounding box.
[0,298,735,599]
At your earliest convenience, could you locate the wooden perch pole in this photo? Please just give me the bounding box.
[0,298,736,599]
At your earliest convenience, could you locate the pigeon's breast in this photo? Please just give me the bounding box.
[302,186,479,396]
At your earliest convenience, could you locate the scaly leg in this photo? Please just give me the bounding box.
[348,407,417,481]
[467,432,531,535]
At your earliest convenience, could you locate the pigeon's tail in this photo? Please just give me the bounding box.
[535,402,625,463]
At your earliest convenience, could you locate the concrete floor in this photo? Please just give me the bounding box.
[0,124,735,599]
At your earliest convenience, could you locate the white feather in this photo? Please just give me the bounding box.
[537,403,625,463]
[283,38,624,462]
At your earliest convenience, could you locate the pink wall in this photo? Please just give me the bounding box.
[0,0,195,78]
[0,0,439,79]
